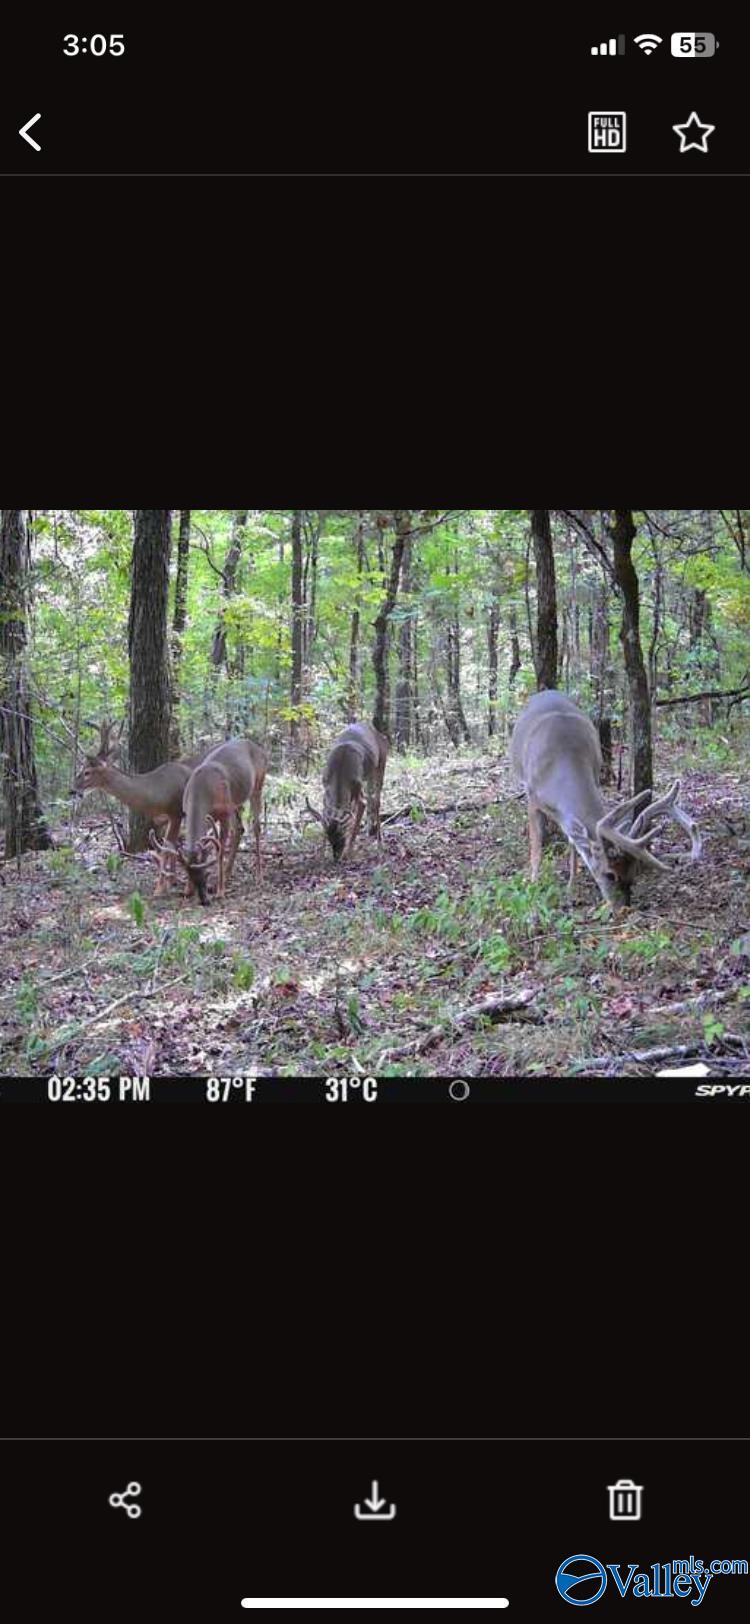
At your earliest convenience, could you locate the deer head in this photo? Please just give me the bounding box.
[150,820,222,906]
[305,796,350,861]
[71,718,124,794]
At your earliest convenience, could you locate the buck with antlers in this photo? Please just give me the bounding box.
[71,721,209,895]
[152,737,267,905]
[306,721,389,861]
[511,690,702,906]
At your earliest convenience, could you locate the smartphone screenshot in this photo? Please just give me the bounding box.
[2,16,746,1624]
[0,22,740,173]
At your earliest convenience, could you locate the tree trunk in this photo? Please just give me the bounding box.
[169,509,191,757]
[128,510,173,850]
[211,510,247,677]
[487,601,499,735]
[446,611,471,745]
[530,509,558,690]
[303,512,321,664]
[372,511,410,737]
[610,509,653,794]
[394,531,414,750]
[591,580,614,782]
[290,510,304,754]
[348,515,365,721]
[508,603,521,687]
[0,510,53,855]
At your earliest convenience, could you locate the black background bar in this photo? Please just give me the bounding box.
[1,1075,747,1102]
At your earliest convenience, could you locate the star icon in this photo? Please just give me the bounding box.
[672,111,715,153]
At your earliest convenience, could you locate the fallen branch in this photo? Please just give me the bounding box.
[31,974,191,1061]
[377,988,539,1065]
[642,985,742,1020]
[381,797,499,826]
[0,957,102,1003]
[571,1040,705,1074]
[654,683,750,709]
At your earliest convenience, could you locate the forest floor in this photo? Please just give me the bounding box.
[2,735,750,1079]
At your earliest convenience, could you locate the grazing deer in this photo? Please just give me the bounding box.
[71,720,209,895]
[510,690,701,906]
[306,721,389,861]
[153,737,267,905]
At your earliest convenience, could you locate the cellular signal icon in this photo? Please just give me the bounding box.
[592,36,626,56]
[634,34,663,54]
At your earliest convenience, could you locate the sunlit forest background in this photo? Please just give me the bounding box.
[2,508,750,1078]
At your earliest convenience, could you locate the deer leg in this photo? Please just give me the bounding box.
[346,790,365,857]
[223,810,244,890]
[367,770,382,842]
[568,843,578,898]
[528,803,544,880]
[252,788,263,881]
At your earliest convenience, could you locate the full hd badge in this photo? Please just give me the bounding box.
[588,112,627,152]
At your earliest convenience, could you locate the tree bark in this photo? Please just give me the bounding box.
[446,609,471,744]
[128,510,173,850]
[290,510,304,753]
[211,510,247,676]
[508,603,521,687]
[394,530,414,750]
[348,514,365,721]
[372,511,410,737]
[0,510,53,855]
[609,508,653,793]
[591,578,614,782]
[487,601,499,735]
[169,509,191,756]
[530,509,558,690]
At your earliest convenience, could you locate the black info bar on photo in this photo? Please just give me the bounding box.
[1,1074,748,1103]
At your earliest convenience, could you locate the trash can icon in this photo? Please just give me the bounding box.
[608,1478,643,1520]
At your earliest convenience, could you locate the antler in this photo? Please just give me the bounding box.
[629,780,703,860]
[597,780,701,870]
[149,827,185,863]
[96,716,124,760]
[305,796,325,826]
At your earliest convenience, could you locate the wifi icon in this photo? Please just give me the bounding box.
[634,33,663,55]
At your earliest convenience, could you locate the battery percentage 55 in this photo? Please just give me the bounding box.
[671,33,718,57]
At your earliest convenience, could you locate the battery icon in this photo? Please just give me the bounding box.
[671,33,718,57]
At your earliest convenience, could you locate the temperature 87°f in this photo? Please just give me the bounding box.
[206,1077,258,1102]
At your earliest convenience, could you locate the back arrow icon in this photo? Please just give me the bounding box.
[19,114,42,152]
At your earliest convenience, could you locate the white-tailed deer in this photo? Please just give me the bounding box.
[71,720,209,895]
[153,737,267,905]
[511,690,702,906]
[306,720,389,861]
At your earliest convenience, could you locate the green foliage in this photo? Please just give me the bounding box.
[127,891,147,928]
[232,955,255,990]
[15,975,40,1021]
[47,848,75,883]
[619,929,673,965]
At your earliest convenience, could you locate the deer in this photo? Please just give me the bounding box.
[305,720,389,861]
[510,689,702,906]
[151,737,267,905]
[71,720,210,895]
